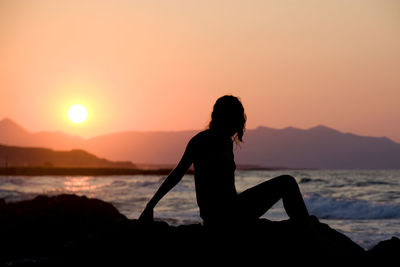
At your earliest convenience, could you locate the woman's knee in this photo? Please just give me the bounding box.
[277,175,298,188]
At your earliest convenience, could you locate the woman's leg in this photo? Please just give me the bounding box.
[236,175,309,224]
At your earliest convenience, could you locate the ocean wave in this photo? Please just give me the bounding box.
[304,193,400,220]
[354,181,392,187]
[0,177,26,186]
[299,178,325,184]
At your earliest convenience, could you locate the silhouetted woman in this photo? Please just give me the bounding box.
[139,95,311,226]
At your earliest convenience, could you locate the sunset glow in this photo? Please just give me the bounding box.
[0,1,399,141]
[68,104,88,124]
[0,1,399,255]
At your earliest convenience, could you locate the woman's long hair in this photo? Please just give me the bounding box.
[208,95,246,143]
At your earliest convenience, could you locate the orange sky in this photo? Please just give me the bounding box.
[1,0,399,142]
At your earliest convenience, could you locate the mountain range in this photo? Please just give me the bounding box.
[0,144,135,168]
[1,118,400,169]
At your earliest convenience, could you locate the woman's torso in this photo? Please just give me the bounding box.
[191,130,237,223]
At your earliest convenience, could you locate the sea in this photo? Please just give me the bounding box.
[1,169,399,250]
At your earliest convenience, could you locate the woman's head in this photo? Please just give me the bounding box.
[209,95,246,143]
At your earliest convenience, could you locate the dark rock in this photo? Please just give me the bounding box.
[0,194,396,266]
[0,194,126,265]
[367,237,400,264]
[60,217,366,266]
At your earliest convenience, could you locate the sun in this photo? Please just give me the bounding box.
[68,104,88,124]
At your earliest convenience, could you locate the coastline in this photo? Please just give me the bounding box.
[0,166,298,176]
[0,167,181,176]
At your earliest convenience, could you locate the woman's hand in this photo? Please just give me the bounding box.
[138,205,154,223]
[137,140,193,225]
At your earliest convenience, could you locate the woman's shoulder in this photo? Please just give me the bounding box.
[191,129,211,140]
[189,130,211,147]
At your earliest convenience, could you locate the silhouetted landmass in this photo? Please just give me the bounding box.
[0,144,135,168]
[0,167,186,176]
[134,162,290,171]
[0,118,85,150]
[0,144,194,175]
[0,194,398,266]
[2,118,400,169]
[237,126,400,169]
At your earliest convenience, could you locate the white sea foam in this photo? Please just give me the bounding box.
[305,193,400,220]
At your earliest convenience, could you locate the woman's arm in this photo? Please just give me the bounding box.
[138,139,194,222]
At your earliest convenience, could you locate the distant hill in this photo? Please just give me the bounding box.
[0,118,85,150]
[1,118,400,169]
[0,144,135,168]
[235,126,400,169]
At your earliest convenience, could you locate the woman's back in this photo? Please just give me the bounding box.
[191,129,238,223]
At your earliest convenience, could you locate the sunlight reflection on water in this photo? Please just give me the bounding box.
[64,176,103,192]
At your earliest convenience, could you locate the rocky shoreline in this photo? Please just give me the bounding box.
[1,194,398,266]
